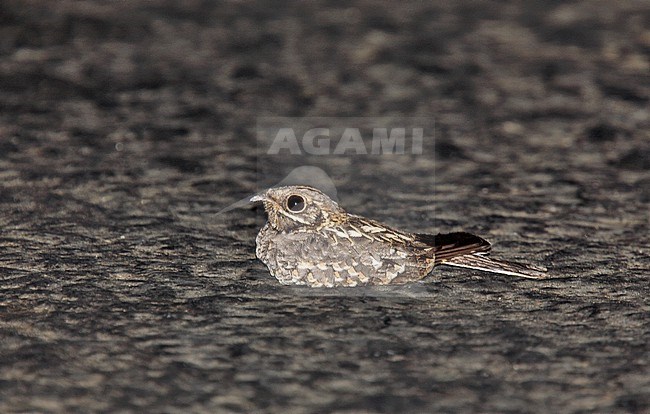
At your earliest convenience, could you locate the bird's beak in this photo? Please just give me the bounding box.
[250,193,266,203]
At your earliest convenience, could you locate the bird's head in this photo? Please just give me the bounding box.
[250,185,345,232]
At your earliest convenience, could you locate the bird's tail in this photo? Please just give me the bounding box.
[415,232,547,279]
[442,253,548,279]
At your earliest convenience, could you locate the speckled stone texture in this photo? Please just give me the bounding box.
[0,1,648,413]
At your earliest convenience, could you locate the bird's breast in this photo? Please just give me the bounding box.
[255,225,431,287]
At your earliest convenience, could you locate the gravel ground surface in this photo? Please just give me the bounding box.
[0,1,648,413]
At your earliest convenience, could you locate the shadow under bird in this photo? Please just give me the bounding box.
[251,185,547,287]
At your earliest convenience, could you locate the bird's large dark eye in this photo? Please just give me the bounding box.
[287,195,306,212]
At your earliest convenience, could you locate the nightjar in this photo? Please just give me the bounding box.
[251,185,547,287]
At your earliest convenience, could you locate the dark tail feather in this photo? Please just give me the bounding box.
[415,232,547,279]
[415,232,491,264]
[443,253,548,279]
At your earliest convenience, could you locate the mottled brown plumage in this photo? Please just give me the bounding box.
[251,186,546,287]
